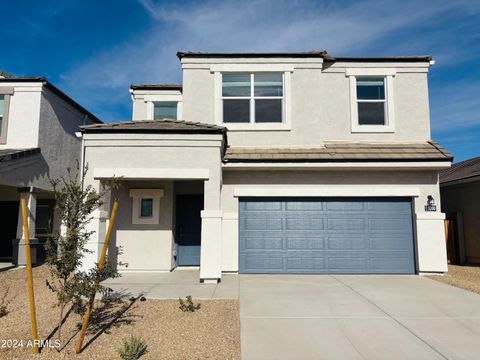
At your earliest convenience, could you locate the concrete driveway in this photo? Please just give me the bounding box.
[240,275,480,360]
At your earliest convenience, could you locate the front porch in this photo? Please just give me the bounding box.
[102,269,239,299]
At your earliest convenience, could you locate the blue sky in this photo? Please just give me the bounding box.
[1,0,479,161]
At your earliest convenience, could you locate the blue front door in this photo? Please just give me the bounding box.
[176,195,203,266]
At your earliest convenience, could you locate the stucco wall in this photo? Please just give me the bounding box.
[0,83,42,150]
[441,181,480,263]
[110,180,175,271]
[180,60,432,147]
[0,84,92,190]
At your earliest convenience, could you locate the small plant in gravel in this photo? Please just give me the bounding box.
[45,163,120,340]
[118,335,148,360]
[179,295,201,312]
[0,286,14,318]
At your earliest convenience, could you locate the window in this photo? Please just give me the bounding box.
[356,78,386,125]
[222,73,283,123]
[0,96,4,137]
[0,89,12,144]
[140,198,153,217]
[154,102,177,120]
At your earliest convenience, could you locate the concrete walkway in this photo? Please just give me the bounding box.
[239,274,480,360]
[103,270,239,299]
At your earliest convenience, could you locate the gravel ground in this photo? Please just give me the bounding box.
[427,265,480,295]
[0,265,240,360]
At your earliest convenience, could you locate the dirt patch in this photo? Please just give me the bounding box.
[0,265,240,359]
[427,264,480,295]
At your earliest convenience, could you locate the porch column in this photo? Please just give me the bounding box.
[80,180,109,271]
[14,187,38,265]
[200,177,222,283]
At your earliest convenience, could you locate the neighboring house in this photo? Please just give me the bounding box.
[80,50,452,282]
[440,157,480,264]
[0,73,101,264]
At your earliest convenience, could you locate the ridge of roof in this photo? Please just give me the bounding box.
[80,119,226,133]
[0,76,102,123]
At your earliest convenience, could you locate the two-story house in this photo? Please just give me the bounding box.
[0,73,101,265]
[80,50,452,282]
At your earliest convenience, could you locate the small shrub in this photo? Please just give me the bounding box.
[118,335,148,360]
[179,295,201,312]
[0,287,14,318]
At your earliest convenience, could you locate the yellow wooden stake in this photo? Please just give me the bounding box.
[21,197,40,354]
[75,199,119,354]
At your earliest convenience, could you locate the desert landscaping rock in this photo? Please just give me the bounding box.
[0,265,240,359]
[427,265,480,295]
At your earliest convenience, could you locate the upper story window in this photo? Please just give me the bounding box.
[0,96,4,135]
[222,73,284,123]
[154,102,177,120]
[0,89,12,144]
[348,71,395,133]
[356,78,386,125]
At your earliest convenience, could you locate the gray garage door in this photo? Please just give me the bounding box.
[239,197,415,274]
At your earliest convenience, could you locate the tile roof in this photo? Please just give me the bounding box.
[224,141,452,162]
[80,119,226,134]
[440,156,480,184]
[0,148,41,163]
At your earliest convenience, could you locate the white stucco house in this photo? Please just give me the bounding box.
[79,50,452,283]
[0,72,101,265]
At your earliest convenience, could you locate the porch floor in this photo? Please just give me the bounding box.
[102,269,239,299]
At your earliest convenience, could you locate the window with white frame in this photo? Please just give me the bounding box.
[154,102,177,120]
[356,77,387,126]
[0,96,4,137]
[129,189,164,225]
[222,73,284,123]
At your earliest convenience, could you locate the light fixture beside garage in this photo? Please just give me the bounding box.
[425,195,437,212]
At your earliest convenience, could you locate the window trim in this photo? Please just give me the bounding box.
[0,87,14,144]
[129,189,164,225]
[348,72,395,133]
[214,70,292,131]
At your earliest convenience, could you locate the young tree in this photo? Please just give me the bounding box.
[45,164,119,340]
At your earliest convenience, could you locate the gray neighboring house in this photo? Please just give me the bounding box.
[0,73,101,264]
[440,156,480,264]
[79,50,452,283]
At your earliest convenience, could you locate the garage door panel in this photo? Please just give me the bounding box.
[239,197,415,274]
[286,235,326,249]
[326,201,364,211]
[242,256,284,272]
[327,236,368,250]
[242,200,282,211]
[286,217,325,230]
[327,218,366,231]
[241,236,283,250]
[243,218,283,231]
[286,256,325,271]
[285,201,324,211]
[328,256,368,270]
[369,218,411,232]
[370,236,411,250]
[370,256,413,272]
